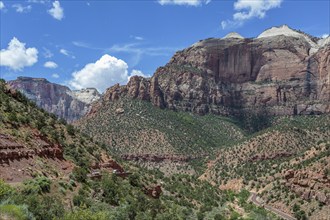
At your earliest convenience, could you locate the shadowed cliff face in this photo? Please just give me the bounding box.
[8,77,100,122]
[96,34,330,117]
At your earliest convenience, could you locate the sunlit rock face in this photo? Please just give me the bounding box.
[97,26,330,116]
[8,77,100,122]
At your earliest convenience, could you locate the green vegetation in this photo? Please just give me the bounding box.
[0,79,277,219]
[3,78,328,219]
[78,97,246,176]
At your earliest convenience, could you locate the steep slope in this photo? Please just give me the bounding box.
[93,25,329,118]
[8,77,100,122]
[0,79,107,182]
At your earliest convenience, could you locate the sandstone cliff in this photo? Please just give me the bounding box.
[8,77,100,122]
[94,25,330,117]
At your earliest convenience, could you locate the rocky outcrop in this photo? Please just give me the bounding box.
[0,133,63,162]
[249,151,294,162]
[8,77,100,122]
[283,169,330,205]
[92,26,330,117]
[121,154,206,162]
[143,185,162,199]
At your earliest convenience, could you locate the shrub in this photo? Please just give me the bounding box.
[0,204,34,220]
[0,179,13,201]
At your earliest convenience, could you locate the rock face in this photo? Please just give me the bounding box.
[121,154,207,163]
[94,25,330,117]
[283,169,330,205]
[0,133,63,162]
[8,77,100,122]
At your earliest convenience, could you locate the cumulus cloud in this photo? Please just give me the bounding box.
[158,0,210,6]
[0,37,38,71]
[44,61,58,68]
[221,0,283,29]
[0,1,5,10]
[69,54,129,92]
[48,1,63,20]
[52,73,59,78]
[12,4,32,13]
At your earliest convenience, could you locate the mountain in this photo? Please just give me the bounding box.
[0,79,277,220]
[77,25,330,165]
[75,25,330,219]
[8,77,100,122]
[94,25,329,118]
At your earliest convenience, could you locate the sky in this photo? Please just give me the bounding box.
[0,0,329,92]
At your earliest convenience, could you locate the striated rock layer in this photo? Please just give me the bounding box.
[92,26,330,117]
[8,77,100,122]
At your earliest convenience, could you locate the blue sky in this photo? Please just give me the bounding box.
[0,0,329,92]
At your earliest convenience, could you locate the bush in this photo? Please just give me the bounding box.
[0,179,13,201]
[22,176,51,195]
[0,204,34,220]
[20,194,64,220]
[63,208,110,220]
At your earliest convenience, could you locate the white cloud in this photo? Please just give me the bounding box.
[221,0,283,29]
[28,0,49,3]
[60,48,69,55]
[130,35,144,41]
[12,4,32,13]
[72,41,91,48]
[60,48,75,58]
[52,73,59,78]
[0,1,5,10]
[129,69,150,80]
[69,54,129,92]
[44,61,58,68]
[0,37,38,71]
[48,1,63,20]
[158,0,210,6]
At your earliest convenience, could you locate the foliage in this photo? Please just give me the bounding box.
[0,179,13,201]
[0,204,34,220]
[22,176,51,195]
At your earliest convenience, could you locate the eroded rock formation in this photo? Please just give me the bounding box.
[283,169,330,204]
[92,26,330,117]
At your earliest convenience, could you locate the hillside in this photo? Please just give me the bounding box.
[0,79,279,220]
[0,79,105,182]
[202,115,330,220]
[77,96,246,175]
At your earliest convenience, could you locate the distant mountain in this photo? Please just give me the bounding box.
[93,25,329,118]
[8,77,100,122]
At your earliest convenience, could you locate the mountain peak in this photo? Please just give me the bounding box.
[16,76,49,83]
[223,32,244,39]
[257,25,301,39]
